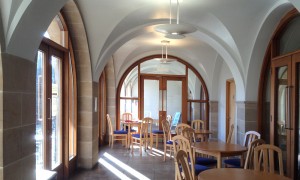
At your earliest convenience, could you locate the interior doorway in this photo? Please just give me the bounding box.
[226,79,236,143]
[140,75,186,130]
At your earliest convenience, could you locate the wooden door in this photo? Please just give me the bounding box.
[270,53,300,178]
[226,79,236,143]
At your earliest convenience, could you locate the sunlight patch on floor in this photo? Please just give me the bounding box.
[98,158,132,180]
[103,152,151,180]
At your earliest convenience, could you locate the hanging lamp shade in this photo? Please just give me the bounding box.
[155,0,197,39]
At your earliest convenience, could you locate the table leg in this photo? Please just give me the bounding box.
[127,124,131,149]
[217,154,222,168]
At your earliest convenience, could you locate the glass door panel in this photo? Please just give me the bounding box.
[143,79,159,130]
[275,65,288,173]
[51,56,61,169]
[166,80,182,123]
[36,50,45,170]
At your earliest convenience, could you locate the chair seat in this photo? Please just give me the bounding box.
[132,134,146,138]
[113,130,128,134]
[223,158,241,167]
[166,140,173,145]
[123,128,137,132]
[152,130,164,134]
[194,164,209,175]
[195,157,217,166]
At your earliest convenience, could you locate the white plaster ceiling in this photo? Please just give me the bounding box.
[0,0,298,100]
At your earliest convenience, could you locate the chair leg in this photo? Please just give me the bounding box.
[111,136,114,149]
[156,135,158,149]
[131,138,134,154]
[164,143,166,162]
[140,140,142,156]
[108,135,111,147]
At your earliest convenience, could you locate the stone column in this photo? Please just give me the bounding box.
[209,101,218,140]
[236,101,258,145]
[0,53,36,179]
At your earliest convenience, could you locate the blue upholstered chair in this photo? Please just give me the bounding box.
[224,131,261,168]
[152,115,172,148]
[182,127,217,167]
[107,114,128,148]
[162,119,174,161]
[173,135,209,178]
[131,117,153,155]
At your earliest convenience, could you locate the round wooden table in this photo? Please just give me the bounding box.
[198,168,291,180]
[192,141,247,168]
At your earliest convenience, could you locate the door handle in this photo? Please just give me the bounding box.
[285,86,292,130]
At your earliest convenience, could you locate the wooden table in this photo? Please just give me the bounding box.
[192,141,247,168]
[198,168,292,180]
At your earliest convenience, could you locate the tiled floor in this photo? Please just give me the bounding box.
[70,143,175,180]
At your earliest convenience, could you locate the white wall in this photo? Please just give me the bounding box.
[217,61,233,141]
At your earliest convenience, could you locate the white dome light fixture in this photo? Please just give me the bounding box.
[154,40,176,64]
[155,0,197,39]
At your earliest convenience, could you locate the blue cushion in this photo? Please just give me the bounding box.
[224,158,242,167]
[194,164,209,175]
[166,140,173,145]
[152,130,164,134]
[132,134,145,138]
[195,157,217,165]
[114,130,128,134]
[122,128,137,132]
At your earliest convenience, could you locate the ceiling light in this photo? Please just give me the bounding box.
[154,40,176,64]
[155,0,197,39]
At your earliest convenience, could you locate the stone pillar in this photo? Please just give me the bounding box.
[209,101,218,140]
[105,58,117,129]
[236,101,258,145]
[0,53,36,179]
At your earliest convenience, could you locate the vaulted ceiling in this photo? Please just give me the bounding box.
[0,0,298,100]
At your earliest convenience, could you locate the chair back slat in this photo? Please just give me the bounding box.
[244,139,265,169]
[122,112,133,121]
[254,144,284,176]
[175,150,193,180]
[244,131,261,147]
[162,119,172,141]
[226,124,234,143]
[191,120,204,130]
[175,123,191,135]
[173,135,195,177]
[182,127,196,144]
[106,114,113,135]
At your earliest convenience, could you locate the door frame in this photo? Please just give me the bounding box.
[140,74,187,129]
[226,79,235,142]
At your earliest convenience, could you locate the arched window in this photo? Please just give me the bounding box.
[117,55,209,131]
[36,14,77,178]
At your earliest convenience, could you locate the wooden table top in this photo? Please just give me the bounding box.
[198,168,291,180]
[192,141,247,154]
[194,129,213,134]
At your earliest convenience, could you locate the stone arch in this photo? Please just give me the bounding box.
[246,2,293,101]
[61,1,97,169]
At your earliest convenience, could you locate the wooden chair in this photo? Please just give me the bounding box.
[191,120,205,130]
[173,135,209,179]
[131,117,153,155]
[175,123,191,135]
[162,119,174,161]
[121,112,137,132]
[175,150,193,180]
[107,114,128,148]
[244,139,265,169]
[226,124,234,143]
[182,127,217,167]
[152,115,172,148]
[224,130,261,167]
[254,144,284,176]
[167,115,172,128]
